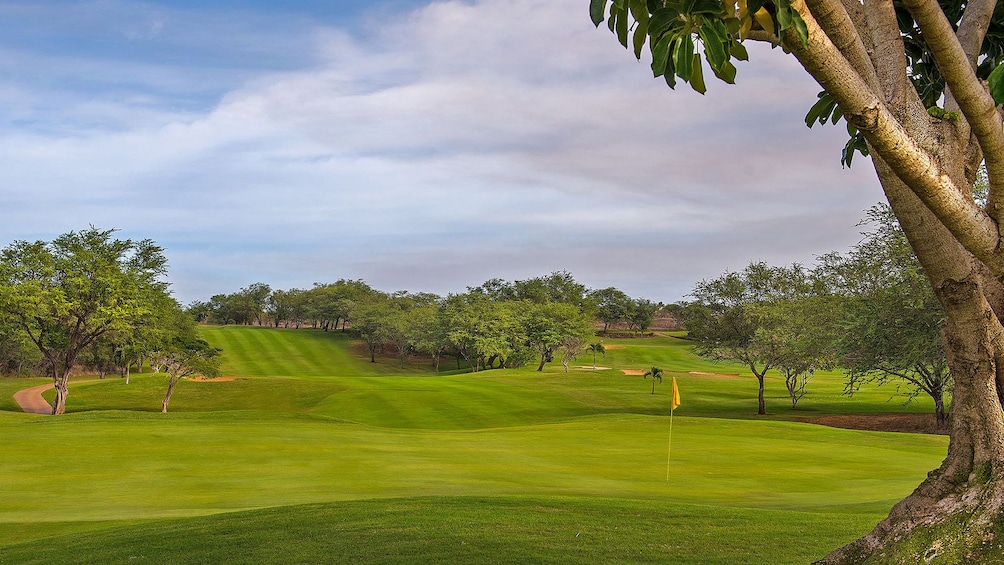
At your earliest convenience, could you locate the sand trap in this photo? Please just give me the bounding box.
[621,370,647,375]
[577,366,612,371]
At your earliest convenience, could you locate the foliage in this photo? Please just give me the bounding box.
[686,262,813,414]
[643,365,664,394]
[815,205,951,424]
[0,227,169,413]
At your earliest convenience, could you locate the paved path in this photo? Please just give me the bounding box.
[13,382,54,414]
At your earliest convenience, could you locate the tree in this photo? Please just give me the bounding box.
[154,303,220,413]
[762,297,832,408]
[557,334,587,373]
[627,298,662,332]
[818,205,951,424]
[350,296,392,363]
[523,301,594,371]
[0,228,168,414]
[236,283,271,326]
[643,366,664,395]
[588,342,606,370]
[686,263,808,415]
[588,287,632,335]
[592,0,1004,557]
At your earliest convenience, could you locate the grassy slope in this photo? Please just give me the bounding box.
[0,326,948,563]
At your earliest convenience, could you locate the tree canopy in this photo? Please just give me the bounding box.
[0,228,170,414]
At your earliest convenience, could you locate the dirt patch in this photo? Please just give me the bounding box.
[621,370,647,375]
[601,345,624,350]
[689,371,742,380]
[803,413,947,435]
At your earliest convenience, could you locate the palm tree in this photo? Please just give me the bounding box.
[643,366,663,395]
[588,342,605,370]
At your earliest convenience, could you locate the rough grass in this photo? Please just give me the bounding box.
[0,326,950,563]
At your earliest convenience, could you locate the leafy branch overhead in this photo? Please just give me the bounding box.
[590,0,807,93]
[593,0,1004,167]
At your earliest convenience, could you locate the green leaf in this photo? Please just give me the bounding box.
[664,55,678,88]
[674,33,696,81]
[615,6,630,47]
[746,0,766,15]
[630,0,650,24]
[804,95,833,128]
[712,59,737,83]
[684,0,726,14]
[791,10,809,48]
[633,22,648,58]
[651,33,674,76]
[776,0,792,31]
[590,0,608,27]
[829,103,843,124]
[699,24,728,71]
[724,16,742,35]
[690,53,707,94]
[649,8,683,39]
[730,41,749,61]
[989,63,1004,106]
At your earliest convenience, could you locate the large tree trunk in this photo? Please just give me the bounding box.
[818,163,1004,563]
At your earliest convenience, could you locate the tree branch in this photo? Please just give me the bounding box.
[838,0,869,39]
[901,0,1004,222]
[804,0,880,92]
[956,0,997,66]
[862,0,919,108]
[783,0,1004,271]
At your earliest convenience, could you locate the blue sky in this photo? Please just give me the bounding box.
[0,0,883,304]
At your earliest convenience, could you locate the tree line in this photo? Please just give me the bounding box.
[187,271,667,373]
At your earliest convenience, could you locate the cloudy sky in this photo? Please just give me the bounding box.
[0,0,884,304]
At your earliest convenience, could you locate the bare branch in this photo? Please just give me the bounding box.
[862,0,917,107]
[957,0,997,65]
[901,0,1004,221]
[804,0,880,92]
[838,0,869,38]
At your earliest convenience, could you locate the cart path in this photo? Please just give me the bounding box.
[13,383,55,414]
[13,379,102,414]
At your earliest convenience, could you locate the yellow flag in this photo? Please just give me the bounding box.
[671,377,681,411]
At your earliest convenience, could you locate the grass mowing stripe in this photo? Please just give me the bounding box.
[0,412,944,527]
[0,496,883,565]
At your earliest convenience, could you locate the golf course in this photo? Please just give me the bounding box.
[0,327,947,563]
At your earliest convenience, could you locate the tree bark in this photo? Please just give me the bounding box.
[162,377,178,413]
[756,373,765,415]
[817,160,1004,563]
[51,373,69,415]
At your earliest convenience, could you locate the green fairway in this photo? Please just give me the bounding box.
[0,326,949,563]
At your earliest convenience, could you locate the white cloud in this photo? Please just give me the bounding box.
[0,0,884,303]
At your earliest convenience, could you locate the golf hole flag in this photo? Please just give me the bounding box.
[667,377,680,480]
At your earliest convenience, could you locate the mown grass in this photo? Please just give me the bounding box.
[0,326,949,563]
[0,496,883,565]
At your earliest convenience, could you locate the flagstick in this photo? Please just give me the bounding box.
[666,406,674,481]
